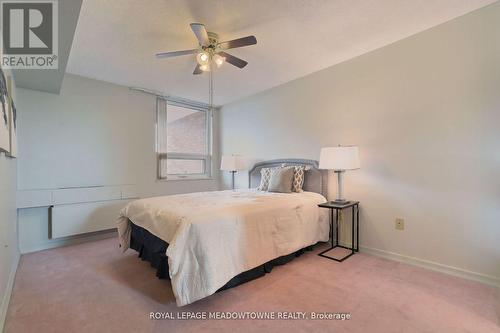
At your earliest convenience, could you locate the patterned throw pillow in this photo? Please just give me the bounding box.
[292,166,306,192]
[258,167,273,191]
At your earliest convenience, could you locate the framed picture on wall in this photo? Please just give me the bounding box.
[0,68,9,154]
[7,76,17,158]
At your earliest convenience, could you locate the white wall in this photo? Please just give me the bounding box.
[0,81,19,330]
[220,3,500,284]
[16,74,219,252]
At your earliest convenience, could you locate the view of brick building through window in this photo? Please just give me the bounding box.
[159,104,208,176]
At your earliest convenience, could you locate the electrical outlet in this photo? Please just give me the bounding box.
[395,218,405,230]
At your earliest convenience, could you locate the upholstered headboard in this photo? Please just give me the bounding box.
[248,159,327,197]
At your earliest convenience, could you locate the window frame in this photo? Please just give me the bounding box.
[156,98,213,181]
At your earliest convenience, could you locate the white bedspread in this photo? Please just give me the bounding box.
[117,189,329,306]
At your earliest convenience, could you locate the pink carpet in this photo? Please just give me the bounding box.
[4,238,499,333]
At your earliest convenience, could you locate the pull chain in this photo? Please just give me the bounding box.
[209,69,213,111]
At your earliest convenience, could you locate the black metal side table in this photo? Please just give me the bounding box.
[318,201,359,262]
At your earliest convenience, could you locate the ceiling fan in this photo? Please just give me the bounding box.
[156,23,257,75]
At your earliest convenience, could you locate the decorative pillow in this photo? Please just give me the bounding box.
[291,165,306,193]
[257,167,274,191]
[267,167,294,193]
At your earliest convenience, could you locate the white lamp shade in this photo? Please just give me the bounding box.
[319,146,360,170]
[220,155,246,171]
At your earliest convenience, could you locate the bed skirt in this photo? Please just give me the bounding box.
[129,222,315,292]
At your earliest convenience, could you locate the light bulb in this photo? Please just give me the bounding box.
[213,54,226,67]
[200,63,211,72]
[196,51,209,65]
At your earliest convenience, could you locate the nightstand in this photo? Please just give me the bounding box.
[318,201,359,262]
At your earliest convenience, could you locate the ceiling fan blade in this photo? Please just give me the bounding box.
[193,64,202,75]
[156,49,197,58]
[218,36,257,50]
[190,23,209,46]
[218,51,248,69]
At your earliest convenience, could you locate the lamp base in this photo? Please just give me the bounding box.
[230,170,236,191]
[334,170,346,202]
[331,199,352,205]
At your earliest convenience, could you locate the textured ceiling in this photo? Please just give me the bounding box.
[66,0,497,105]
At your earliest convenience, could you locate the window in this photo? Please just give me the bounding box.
[156,97,212,180]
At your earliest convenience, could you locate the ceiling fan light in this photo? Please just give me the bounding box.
[196,51,209,65]
[200,63,211,72]
[213,54,226,67]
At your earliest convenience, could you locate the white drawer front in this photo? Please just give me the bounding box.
[52,187,122,205]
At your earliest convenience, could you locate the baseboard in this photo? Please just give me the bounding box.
[357,245,500,288]
[20,229,117,254]
[0,253,20,333]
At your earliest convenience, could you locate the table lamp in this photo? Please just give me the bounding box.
[319,146,360,203]
[220,155,246,190]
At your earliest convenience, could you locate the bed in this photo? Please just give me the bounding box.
[117,159,329,306]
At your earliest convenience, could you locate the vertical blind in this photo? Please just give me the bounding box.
[157,98,168,155]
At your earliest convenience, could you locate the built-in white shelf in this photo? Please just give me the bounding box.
[17,185,139,208]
